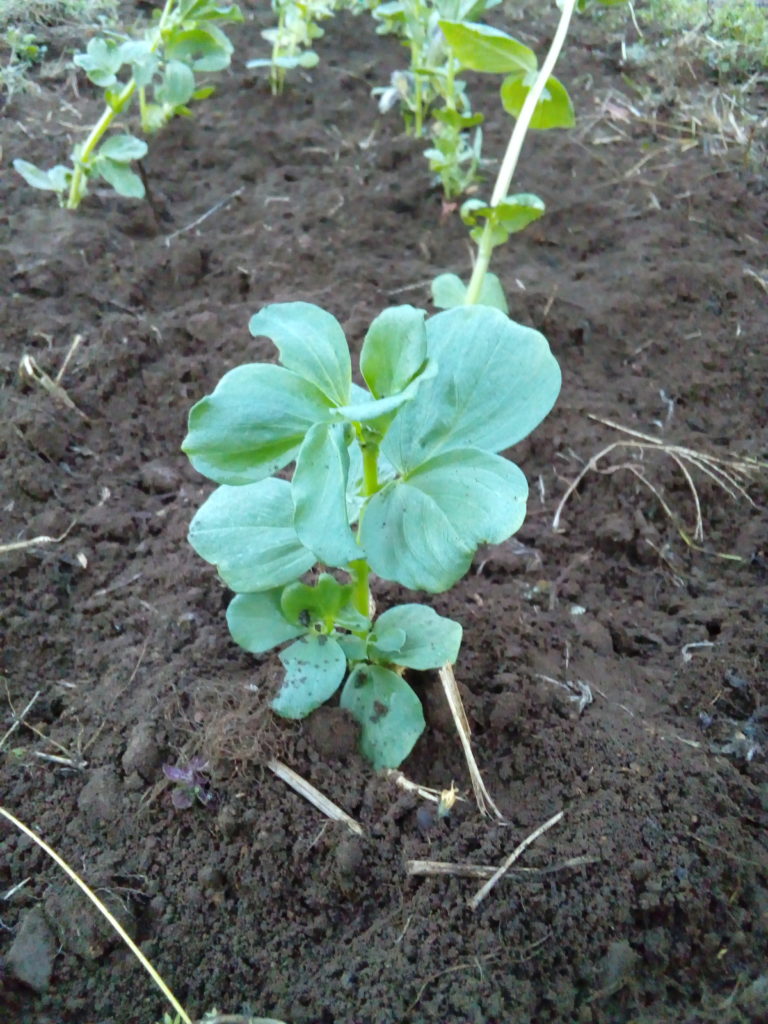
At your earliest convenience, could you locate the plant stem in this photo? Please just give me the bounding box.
[464,0,578,305]
[65,0,177,209]
[350,434,381,622]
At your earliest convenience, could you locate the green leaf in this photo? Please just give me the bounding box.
[268,51,320,69]
[183,364,332,485]
[336,634,367,662]
[340,665,425,769]
[292,423,360,566]
[383,305,561,472]
[360,305,427,399]
[272,635,347,719]
[165,26,234,72]
[156,60,196,107]
[360,448,528,592]
[73,37,124,87]
[249,303,351,407]
[188,478,315,592]
[227,590,304,654]
[117,39,158,87]
[95,159,145,198]
[494,193,546,233]
[178,0,244,22]
[439,20,536,74]
[280,573,359,629]
[368,604,462,669]
[13,160,69,193]
[431,272,508,314]
[500,73,575,130]
[99,134,148,163]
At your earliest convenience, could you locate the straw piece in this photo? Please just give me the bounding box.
[267,758,363,836]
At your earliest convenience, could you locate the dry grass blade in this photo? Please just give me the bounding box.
[0,805,193,1024]
[469,810,565,911]
[407,854,596,879]
[19,349,88,420]
[0,520,76,556]
[552,415,765,548]
[267,758,364,835]
[438,664,504,821]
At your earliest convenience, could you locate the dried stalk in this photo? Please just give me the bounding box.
[267,758,363,836]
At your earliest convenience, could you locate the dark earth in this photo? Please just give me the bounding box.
[1,3,767,1022]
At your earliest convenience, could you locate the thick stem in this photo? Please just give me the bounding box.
[66,0,177,209]
[464,0,578,304]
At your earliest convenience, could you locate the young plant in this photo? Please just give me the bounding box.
[162,756,218,810]
[182,301,560,769]
[432,0,624,310]
[13,0,242,209]
[247,0,365,94]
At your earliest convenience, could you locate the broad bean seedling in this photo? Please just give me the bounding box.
[14,0,242,208]
[183,302,560,769]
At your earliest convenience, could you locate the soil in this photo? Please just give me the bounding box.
[1,4,767,1024]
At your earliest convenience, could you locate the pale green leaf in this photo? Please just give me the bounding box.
[249,302,351,406]
[439,20,537,74]
[431,272,508,313]
[183,364,332,485]
[188,478,315,592]
[383,305,561,472]
[272,635,347,718]
[96,159,145,198]
[227,590,304,654]
[165,26,233,72]
[360,305,427,398]
[368,604,462,669]
[292,423,360,567]
[500,73,575,130]
[13,160,69,193]
[360,448,528,592]
[156,60,196,107]
[99,134,148,163]
[340,665,425,769]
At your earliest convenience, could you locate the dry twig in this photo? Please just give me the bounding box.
[469,810,565,910]
[267,758,363,836]
[438,664,504,821]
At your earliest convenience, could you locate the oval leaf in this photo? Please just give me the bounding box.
[340,665,425,769]
[360,305,427,399]
[99,134,149,163]
[292,422,360,567]
[249,302,351,407]
[165,26,233,72]
[500,73,575,130]
[431,271,508,313]
[188,477,315,592]
[383,305,561,472]
[183,364,332,485]
[361,448,528,592]
[439,20,537,74]
[157,59,196,107]
[368,604,462,669]
[227,590,305,654]
[95,159,145,198]
[273,635,347,719]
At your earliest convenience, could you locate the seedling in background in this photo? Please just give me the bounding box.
[248,0,365,94]
[372,0,498,198]
[182,301,560,769]
[432,0,625,311]
[162,756,218,810]
[13,0,242,209]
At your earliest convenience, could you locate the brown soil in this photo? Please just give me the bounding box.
[1,5,767,1024]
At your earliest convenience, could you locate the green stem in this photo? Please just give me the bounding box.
[463,0,579,305]
[413,73,423,137]
[349,434,381,623]
[65,0,177,209]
